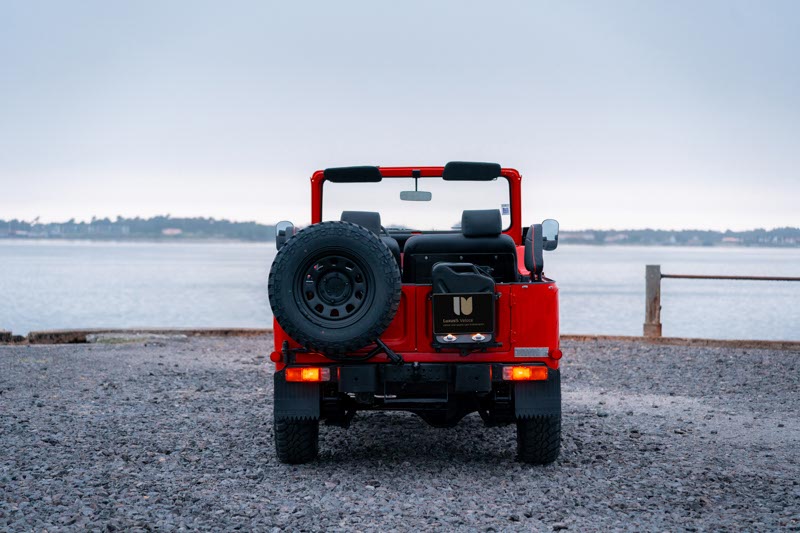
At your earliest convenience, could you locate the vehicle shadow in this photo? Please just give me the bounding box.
[316,411,521,464]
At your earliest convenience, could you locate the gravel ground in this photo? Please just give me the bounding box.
[1,335,798,531]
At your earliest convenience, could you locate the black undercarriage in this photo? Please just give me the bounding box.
[274,363,561,429]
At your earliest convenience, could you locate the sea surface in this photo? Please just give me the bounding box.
[1,240,798,340]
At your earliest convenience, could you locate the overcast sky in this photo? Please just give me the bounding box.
[1,0,798,230]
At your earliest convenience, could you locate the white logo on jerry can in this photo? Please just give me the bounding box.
[453,296,473,316]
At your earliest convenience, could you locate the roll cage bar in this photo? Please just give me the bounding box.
[310,164,523,246]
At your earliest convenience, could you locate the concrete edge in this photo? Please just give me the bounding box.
[561,334,800,351]
[18,328,272,345]
[1,329,797,351]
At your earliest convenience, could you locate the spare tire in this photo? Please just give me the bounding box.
[268,221,401,355]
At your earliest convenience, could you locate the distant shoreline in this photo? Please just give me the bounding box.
[0,237,271,245]
[2,217,798,248]
[2,236,798,249]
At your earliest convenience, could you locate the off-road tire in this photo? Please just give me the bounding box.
[274,418,319,464]
[268,221,401,355]
[516,414,561,465]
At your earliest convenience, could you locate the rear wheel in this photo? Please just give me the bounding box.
[274,418,319,464]
[516,414,561,465]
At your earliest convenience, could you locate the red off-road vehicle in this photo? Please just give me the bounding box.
[268,162,561,464]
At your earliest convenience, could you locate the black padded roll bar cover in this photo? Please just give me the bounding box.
[525,224,544,280]
[341,211,381,235]
[462,209,502,237]
[324,166,382,183]
[442,161,502,181]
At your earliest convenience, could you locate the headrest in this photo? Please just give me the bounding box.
[341,211,381,235]
[461,209,502,237]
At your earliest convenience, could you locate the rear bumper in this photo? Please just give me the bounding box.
[273,362,561,423]
[337,362,496,394]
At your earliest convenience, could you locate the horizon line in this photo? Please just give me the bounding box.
[1,216,798,235]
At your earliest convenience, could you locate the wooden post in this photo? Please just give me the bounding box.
[643,265,662,337]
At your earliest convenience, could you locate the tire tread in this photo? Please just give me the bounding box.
[516,414,561,465]
[274,418,319,464]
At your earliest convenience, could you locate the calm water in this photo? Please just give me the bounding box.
[1,240,799,340]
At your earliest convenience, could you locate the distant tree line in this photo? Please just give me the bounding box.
[561,227,800,247]
[1,217,798,246]
[0,216,275,241]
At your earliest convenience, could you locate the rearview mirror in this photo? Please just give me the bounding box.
[400,190,432,201]
[542,219,559,251]
[275,220,295,250]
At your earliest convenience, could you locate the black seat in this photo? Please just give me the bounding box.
[402,209,518,284]
[340,211,401,266]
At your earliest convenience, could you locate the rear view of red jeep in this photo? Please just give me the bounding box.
[268,162,561,464]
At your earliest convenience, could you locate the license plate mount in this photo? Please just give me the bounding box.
[432,292,495,336]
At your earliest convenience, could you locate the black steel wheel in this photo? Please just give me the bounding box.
[297,253,371,327]
[268,221,401,355]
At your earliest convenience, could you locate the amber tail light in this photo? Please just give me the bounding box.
[502,366,548,381]
[285,367,331,382]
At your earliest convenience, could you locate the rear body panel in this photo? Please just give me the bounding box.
[272,281,560,370]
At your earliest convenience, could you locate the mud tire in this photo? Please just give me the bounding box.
[274,418,319,464]
[516,414,561,465]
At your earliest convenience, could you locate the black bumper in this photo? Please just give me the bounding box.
[273,363,561,422]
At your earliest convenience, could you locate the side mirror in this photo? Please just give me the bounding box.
[275,220,295,250]
[542,219,559,251]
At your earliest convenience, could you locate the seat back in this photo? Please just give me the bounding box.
[402,209,518,284]
[340,211,401,266]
